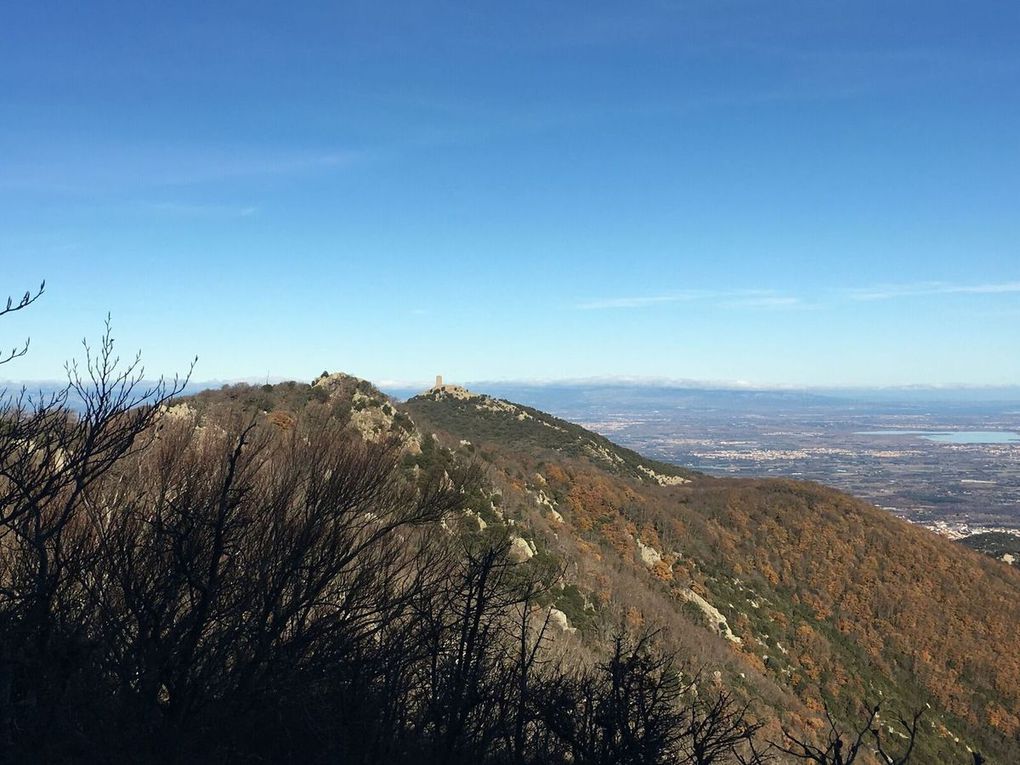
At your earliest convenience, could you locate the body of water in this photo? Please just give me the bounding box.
[856,430,1020,444]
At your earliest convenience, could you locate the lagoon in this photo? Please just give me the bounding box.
[857,430,1020,444]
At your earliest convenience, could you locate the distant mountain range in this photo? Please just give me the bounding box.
[382,380,1020,407]
[8,378,1020,413]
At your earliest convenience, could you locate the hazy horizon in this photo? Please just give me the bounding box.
[9,373,1020,406]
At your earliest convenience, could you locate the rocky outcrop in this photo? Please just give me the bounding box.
[509,536,536,562]
[636,538,663,567]
[677,588,742,644]
[638,464,690,486]
[547,607,576,634]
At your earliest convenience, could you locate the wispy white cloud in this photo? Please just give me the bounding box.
[847,281,1020,301]
[0,146,363,194]
[575,294,702,310]
[143,201,258,217]
[720,295,814,310]
[581,281,1020,312]
[576,289,806,311]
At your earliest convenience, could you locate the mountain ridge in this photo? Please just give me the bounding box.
[180,373,1020,762]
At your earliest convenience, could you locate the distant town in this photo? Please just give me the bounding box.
[426,383,1020,538]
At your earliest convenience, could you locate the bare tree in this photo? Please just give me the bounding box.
[776,703,922,765]
[0,317,191,754]
[872,709,923,765]
[405,536,549,764]
[777,704,877,764]
[0,281,44,366]
[680,687,767,765]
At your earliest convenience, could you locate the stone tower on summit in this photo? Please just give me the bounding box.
[428,374,471,399]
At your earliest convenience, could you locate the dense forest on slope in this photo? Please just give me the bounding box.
[0,349,1017,762]
[406,386,1020,762]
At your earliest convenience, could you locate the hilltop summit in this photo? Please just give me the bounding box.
[426,374,475,400]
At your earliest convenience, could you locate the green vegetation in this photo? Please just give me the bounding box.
[406,391,697,483]
[961,531,1020,561]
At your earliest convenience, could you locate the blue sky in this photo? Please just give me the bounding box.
[2,1,1018,387]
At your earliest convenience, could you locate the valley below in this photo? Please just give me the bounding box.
[437,384,1020,537]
